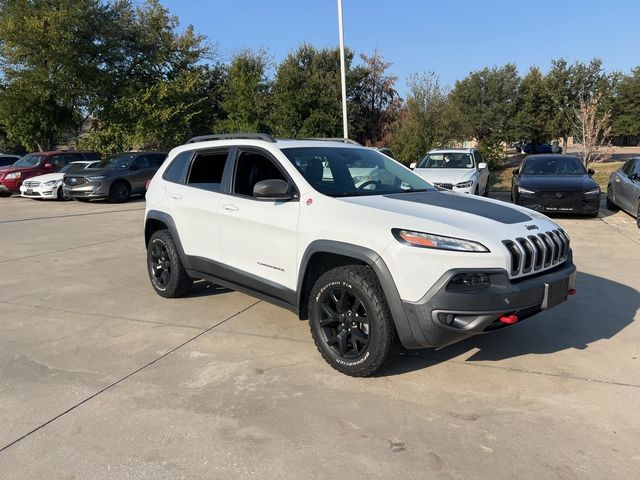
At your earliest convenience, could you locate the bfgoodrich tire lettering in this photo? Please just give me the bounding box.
[147,229,192,298]
[308,265,396,377]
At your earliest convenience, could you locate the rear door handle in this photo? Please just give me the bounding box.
[222,203,239,212]
[169,193,183,199]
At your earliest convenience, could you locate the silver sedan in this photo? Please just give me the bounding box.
[607,157,640,228]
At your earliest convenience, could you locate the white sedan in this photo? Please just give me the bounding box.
[20,160,100,200]
[410,148,490,196]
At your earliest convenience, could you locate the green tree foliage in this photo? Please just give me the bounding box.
[217,50,271,133]
[512,67,554,143]
[611,67,640,137]
[270,44,358,138]
[389,73,463,164]
[449,64,520,158]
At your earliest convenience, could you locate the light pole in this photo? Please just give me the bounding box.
[337,0,348,139]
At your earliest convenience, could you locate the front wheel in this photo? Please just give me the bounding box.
[308,265,396,377]
[109,181,131,203]
[147,229,193,298]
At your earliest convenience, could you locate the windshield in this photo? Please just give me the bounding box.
[12,154,45,167]
[521,157,586,175]
[417,153,474,169]
[282,147,436,197]
[97,154,137,169]
[60,162,95,174]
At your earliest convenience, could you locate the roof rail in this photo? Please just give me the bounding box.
[186,133,276,144]
[305,137,361,145]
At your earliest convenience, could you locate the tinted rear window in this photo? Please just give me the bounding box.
[163,151,192,184]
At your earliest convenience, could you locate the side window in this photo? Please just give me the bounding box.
[631,159,640,175]
[474,151,483,166]
[50,155,69,166]
[233,151,286,197]
[186,149,229,192]
[85,152,101,161]
[150,154,166,168]
[133,156,151,169]
[622,160,634,175]
[163,151,192,184]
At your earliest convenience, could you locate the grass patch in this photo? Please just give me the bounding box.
[489,161,625,192]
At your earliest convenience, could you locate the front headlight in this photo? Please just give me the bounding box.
[43,180,57,186]
[392,229,489,252]
[455,180,473,188]
[584,188,600,195]
[87,175,106,181]
[518,186,535,194]
[5,172,21,180]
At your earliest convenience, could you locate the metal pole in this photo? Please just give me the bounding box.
[337,0,349,139]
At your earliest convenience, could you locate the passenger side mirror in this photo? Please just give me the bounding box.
[44,162,54,169]
[588,168,595,176]
[478,162,488,170]
[253,179,293,201]
[512,168,519,175]
[409,162,417,170]
[629,173,639,182]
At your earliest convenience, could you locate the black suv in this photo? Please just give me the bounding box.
[63,151,167,203]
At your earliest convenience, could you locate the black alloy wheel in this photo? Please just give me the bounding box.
[150,238,172,290]
[317,287,370,358]
[109,181,130,203]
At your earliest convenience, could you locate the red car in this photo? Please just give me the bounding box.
[0,150,101,197]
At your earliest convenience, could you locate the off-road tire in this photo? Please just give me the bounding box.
[147,229,192,298]
[308,265,396,377]
[109,181,130,203]
[606,186,618,211]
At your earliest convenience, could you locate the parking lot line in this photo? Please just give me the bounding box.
[0,299,261,454]
[0,206,145,225]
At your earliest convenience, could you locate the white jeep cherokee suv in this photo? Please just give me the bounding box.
[145,134,576,377]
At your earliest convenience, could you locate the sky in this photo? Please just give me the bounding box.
[159,0,639,95]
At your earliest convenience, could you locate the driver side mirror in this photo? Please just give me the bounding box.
[409,162,417,170]
[44,162,54,169]
[512,168,519,175]
[478,162,488,170]
[588,168,595,176]
[253,179,294,201]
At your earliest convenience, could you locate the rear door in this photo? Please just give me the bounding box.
[129,155,157,193]
[165,148,232,264]
[614,159,637,211]
[218,148,300,293]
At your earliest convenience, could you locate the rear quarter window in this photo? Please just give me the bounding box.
[162,151,193,184]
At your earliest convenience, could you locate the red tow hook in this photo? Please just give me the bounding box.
[568,288,577,296]
[499,314,519,325]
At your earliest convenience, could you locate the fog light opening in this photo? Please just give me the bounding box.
[499,314,519,325]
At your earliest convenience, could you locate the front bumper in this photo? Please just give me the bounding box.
[400,254,576,349]
[20,184,59,199]
[519,193,599,214]
[0,179,21,194]
[63,182,107,199]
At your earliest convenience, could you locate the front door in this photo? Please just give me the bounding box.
[218,149,300,294]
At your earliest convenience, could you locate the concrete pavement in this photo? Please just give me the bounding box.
[0,196,638,479]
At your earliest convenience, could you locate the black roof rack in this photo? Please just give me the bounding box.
[187,133,276,144]
[304,137,361,145]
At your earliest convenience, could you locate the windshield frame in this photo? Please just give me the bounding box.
[417,152,475,170]
[521,156,587,176]
[281,146,437,198]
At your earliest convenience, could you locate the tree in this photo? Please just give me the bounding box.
[611,68,640,138]
[349,49,400,146]
[512,67,554,143]
[574,92,613,169]
[217,50,271,133]
[270,44,359,138]
[449,64,520,158]
[389,73,463,164]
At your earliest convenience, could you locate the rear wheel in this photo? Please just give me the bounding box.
[308,265,396,377]
[606,186,619,211]
[109,181,130,203]
[147,229,192,298]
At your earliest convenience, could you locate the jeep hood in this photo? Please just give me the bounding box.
[338,191,535,225]
[413,168,474,185]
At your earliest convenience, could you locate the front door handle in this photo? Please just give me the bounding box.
[222,203,239,212]
[169,193,183,199]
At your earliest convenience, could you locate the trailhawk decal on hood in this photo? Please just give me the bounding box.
[383,191,532,224]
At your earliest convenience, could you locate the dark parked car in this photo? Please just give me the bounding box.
[0,154,20,167]
[0,151,101,197]
[607,157,640,228]
[63,151,167,203]
[521,143,562,154]
[511,154,600,216]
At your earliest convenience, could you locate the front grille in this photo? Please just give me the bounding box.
[64,176,87,186]
[502,229,570,278]
[538,191,581,201]
[434,183,453,190]
[23,180,41,187]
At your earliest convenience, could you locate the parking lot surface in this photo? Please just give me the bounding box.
[0,195,639,479]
